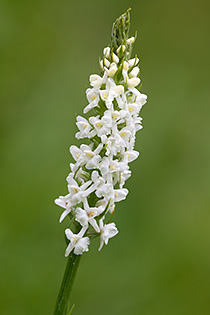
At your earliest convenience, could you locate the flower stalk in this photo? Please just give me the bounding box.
[53,252,81,315]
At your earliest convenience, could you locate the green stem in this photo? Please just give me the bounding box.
[53,253,81,315]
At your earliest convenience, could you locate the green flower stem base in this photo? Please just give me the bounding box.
[53,253,81,315]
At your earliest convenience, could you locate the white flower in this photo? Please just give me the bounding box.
[136,93,147,108]
[119,170,131,188]
[100,110,126,136]
[65,226,89,256]
[105,134,125,156]
[131,116,143,132]
[98,220,118,251]
[66,175,94,205]
[75,116,96,139]
[95,179,128,205]
[100,156,120,177]
[89,115,111,137]
[124,150,139,163]
[95,182,112,199]
[70,143,103,171]
[125,89,147,112]
[54,194,73,223]
[113,188,128,202]
[99,89,110,102]
[75,198,105,233]
[89,74,104,88]
[118,127,132,147]
[113,85,124,96]
[84,88,100,113]
[75,167,90,184]
[98,79,124,110]
[83,145,103,169]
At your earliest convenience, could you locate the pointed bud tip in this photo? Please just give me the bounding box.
[111,8,132,51]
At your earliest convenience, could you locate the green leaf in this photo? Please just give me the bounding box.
[67,304,75,315]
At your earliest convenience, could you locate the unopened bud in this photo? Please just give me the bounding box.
[108,63,118,77]
[114,85,124,96]
[129,66,139,78]
[104,58,110,68]
[127,77,140,88]
[112,52,119,64]
[90,74,103,88]
[103,47,111,58]
[99,59,104,70]
[126,37,135,45]
[123,61,129,71]
[128,57,139,68]
[116,45,126,54]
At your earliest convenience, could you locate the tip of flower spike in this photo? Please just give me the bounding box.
[111,8,131,52]
[110,8,136,60]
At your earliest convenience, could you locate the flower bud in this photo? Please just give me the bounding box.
[104,58,110,68]
[114,85,124,96]
[112,52,119,64]
[116,45,126,54]
[108,63,118,77]
[123,61,129,71]
[128,57,139,68]
[127,77,141,88]
[126,37,135,45]
[89,74,103,88]
[99,59,104,70]
[103,47,111,58]
[129,66,139,78]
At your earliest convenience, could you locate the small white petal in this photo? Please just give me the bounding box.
[59,209,71,223]
[89,218,100,233]
[99,222,119,251]
[65,243,74,257]
[65,228,74,240]
[125,150,139,162]
[114,188,129,202]
[75,208,88,226]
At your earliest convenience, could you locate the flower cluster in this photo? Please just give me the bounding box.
[55,11,147,256]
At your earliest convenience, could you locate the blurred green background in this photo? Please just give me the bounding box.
[1,0,210,314]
